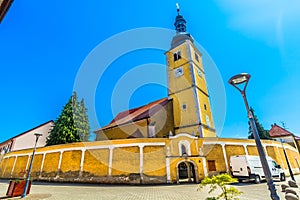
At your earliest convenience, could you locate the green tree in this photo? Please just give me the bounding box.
[248,107,271,140]
[198,174,242,200]
[46,92,90,146]
[78,99,90,141]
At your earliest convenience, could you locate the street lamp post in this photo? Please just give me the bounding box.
[280,139,295,181]
[21,133,43,198]
[228,73,280,200]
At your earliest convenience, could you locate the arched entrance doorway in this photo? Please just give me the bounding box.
[177,161,197,183]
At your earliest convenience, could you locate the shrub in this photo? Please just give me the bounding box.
[198,174,243,200]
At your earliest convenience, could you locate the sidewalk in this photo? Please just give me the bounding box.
[0,175,299,200]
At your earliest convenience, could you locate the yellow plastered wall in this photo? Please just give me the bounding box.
[150,101,175,138]
[266,146,278,161]
[0,140,167,183]
[143,146,166,176]
[42,152,60,177]
[11,155,28,178]
[174,124,198,136]
[31,154,43,177]
[170,135,199,156]
[2,157,15,177]
[202,128,216,138]
[286,148,299,169]
[274,146,300,173]
[197,158,205,179]
[61,150,81,173]
[83,149,109,176]
[112,146,139,176]
[0,157,5,176]
[171,89,198,128]
[189,43,204,71]
[100,119,148,140]
[278,147,288,169]
[196,90,215,129]
[193,68,207,94]
[168,157,181,182]
[204,144,226,172]
[2,137,299,183]
[274,147,286,169]
[247,146,259,156]
[168,64,193,93]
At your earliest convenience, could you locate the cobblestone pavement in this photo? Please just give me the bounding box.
[0,176,299,200]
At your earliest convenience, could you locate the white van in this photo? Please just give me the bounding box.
[230,155,285,183]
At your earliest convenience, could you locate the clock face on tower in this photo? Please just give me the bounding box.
[174,66,183,77]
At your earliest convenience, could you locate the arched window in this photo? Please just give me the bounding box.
[178,140,191,156]
[173,51,182,61]
[181,144,187,156]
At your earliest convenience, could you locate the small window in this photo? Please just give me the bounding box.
[182,103,187,110]
[197,68,202,78]
[208,160,216,171]
[174,51,182,61]
[195,53,199,62]
[181,145,187,156]
[206,115,211,127]
[204,104,207,110]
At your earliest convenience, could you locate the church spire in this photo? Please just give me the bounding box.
[174,3,187,33]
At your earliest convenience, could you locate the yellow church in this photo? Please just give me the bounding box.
[1,8,300,185]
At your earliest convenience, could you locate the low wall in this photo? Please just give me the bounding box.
[203,138,300,176]
[0,137,299,184]
[0,139,167,184]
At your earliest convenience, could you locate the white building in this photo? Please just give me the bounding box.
[0,120,54,155]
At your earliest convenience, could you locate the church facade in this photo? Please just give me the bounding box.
[0,8,300,184]
[95,7,216,141]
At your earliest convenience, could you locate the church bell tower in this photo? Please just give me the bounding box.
[166,5,216,137]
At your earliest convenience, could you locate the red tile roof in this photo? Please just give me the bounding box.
[95,98,170,131]
[269,124,294,137]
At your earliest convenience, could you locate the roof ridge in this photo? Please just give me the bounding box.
[95,97,169,132]
[0,120,54,145]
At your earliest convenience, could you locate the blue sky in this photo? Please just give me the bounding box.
[1,0,300,141]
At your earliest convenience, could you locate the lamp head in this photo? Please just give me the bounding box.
[228,73,251,86]
[34,133,43,138]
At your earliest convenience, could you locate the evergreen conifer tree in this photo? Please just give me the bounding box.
[248,107,271,139]
[79,99,90,141]
[46,92,90,145]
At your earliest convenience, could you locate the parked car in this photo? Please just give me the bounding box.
[230,155,285,183]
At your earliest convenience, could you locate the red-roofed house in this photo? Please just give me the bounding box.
[269,123,300,152]
[95,98,175,140]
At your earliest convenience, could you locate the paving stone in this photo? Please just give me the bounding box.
[289,180,298,188]
[2,177,300,200]
[282,184,290,192]
[286,188,298,196]
[285,193,299,200]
